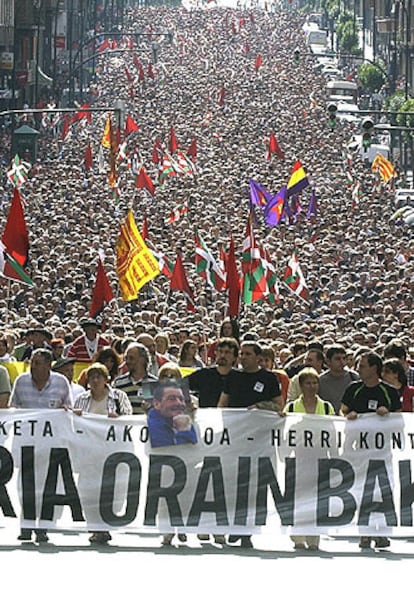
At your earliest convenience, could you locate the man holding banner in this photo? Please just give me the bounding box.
[9,348,73,543]
[218,340,282,547]
[341,351,401,550]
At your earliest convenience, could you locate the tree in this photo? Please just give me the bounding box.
[357,63,385,94]
[336,16,360,55]
[384,91,406,125]
[396,98,414,142]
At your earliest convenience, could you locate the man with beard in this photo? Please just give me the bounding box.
[186,337,239,407]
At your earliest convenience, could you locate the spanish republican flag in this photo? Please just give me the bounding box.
[116,210,160,301]
[371,153,397,183]
[286,160,310,197]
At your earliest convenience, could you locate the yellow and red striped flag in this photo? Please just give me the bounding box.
[371,153,397,183]
[116,210,160,301]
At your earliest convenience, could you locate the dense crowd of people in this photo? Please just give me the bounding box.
[0,1,413,548]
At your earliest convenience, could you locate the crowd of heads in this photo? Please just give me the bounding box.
[0,2,413,372]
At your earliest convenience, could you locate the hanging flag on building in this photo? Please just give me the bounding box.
[115,209,160,301]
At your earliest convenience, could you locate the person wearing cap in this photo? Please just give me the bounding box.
[66,318,110,363]
[21,327,53,362]
[50,338,65,362]
[9,348,73,544]
[52,357,85,398]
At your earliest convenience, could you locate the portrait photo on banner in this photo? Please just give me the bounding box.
[143,378,198,448]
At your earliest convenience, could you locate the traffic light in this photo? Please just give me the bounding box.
[293,47,300,64]
[327,102,337,129]
[361,117,374,149]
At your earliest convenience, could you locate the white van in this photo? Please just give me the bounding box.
[326,80,359,105]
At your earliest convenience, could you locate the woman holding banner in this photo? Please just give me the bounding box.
[284,367,335,551]
[74,362,132,545]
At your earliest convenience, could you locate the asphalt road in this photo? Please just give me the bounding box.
[1,529,413,601]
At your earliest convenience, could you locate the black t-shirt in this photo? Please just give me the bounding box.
[341,380,401,414]
[187,367,235,408]
[223,368,281,408]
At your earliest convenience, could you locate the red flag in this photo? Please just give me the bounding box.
[152,140,161,164]
[244,40,250,54]
[98,39,110,53]
[84,143,93,171]
[136,167,155,196]
[266,132,284,161]
[61,115,70,140]
[142,214,149,240]
[225,236,240,318]
[254,54,263,71]
[71,103,92,124]
[133,53,140,68]
[127,36,134,50]
[89,257,114,318]
[170,253,196,312]
[187,138,197,161]
[110,39,117,50]
[129,86,135,99]
[1,188,30,281]
[138,64,145,81]
[125,66,133,82]
[148,63,154,79]
[124,115,139,137]
[169,127,178,153]
[219,87,225,107]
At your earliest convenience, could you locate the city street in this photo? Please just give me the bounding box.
[1,527,413,600]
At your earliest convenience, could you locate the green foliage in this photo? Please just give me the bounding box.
[396,98,414,140]
[357,63,385,93]
[338,22,360,54]
[384,91,406,125]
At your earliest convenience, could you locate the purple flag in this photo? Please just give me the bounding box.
[263,186,287,226]
[306,188,318,219]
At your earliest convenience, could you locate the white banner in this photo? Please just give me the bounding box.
[0,408,414,536]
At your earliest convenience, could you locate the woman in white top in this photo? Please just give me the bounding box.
[74,362,132,545]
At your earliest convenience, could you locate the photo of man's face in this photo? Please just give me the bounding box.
[146,379,198,449]
[153,386,186,419]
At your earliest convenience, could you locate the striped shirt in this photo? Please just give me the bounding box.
[112,372,157,414]
[74,386,132,415]
[10,372,73,409]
